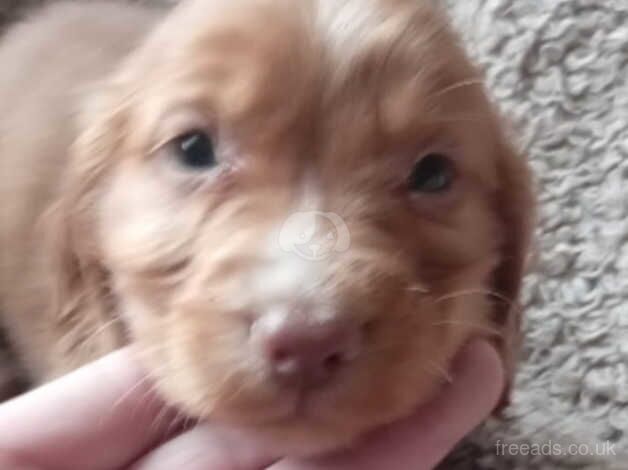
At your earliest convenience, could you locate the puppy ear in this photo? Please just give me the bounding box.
[491,134,535,413]
[43,81,130,374]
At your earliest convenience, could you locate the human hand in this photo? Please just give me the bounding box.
[0,339,503,470]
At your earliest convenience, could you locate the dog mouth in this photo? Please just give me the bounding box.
[267,387,321,423]
[219,384,327,427]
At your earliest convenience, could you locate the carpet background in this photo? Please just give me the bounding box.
[2,1,628,468]
[442,1,628,468]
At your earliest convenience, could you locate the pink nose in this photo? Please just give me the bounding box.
[252,311,362,388]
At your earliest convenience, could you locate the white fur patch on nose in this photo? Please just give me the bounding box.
[231,216,337,322]
[230,183,350,320]
[251,247,322,304]
[278,210,351,262]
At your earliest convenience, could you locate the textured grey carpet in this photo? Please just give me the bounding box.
[442,0,628,468]
[1,0,627,468]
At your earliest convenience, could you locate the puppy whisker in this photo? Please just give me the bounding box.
[424,360,453,384]
[79,316,122,351]
[406,284,430,293]
[428,78,484,102]
[434,288,515,309]
[107,372,161,425]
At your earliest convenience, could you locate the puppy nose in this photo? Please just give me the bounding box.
[252,311,362,388]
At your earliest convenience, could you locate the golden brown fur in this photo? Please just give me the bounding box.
[0,0,534,455]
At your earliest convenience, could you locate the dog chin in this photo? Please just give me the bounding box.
[217,419,360,458]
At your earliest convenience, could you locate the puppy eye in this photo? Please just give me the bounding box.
[408,153,454,193]
[172,131,217,169]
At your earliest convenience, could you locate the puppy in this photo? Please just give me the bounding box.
[0,0,534,456]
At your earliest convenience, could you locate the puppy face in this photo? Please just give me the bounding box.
[55,0,533,455]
